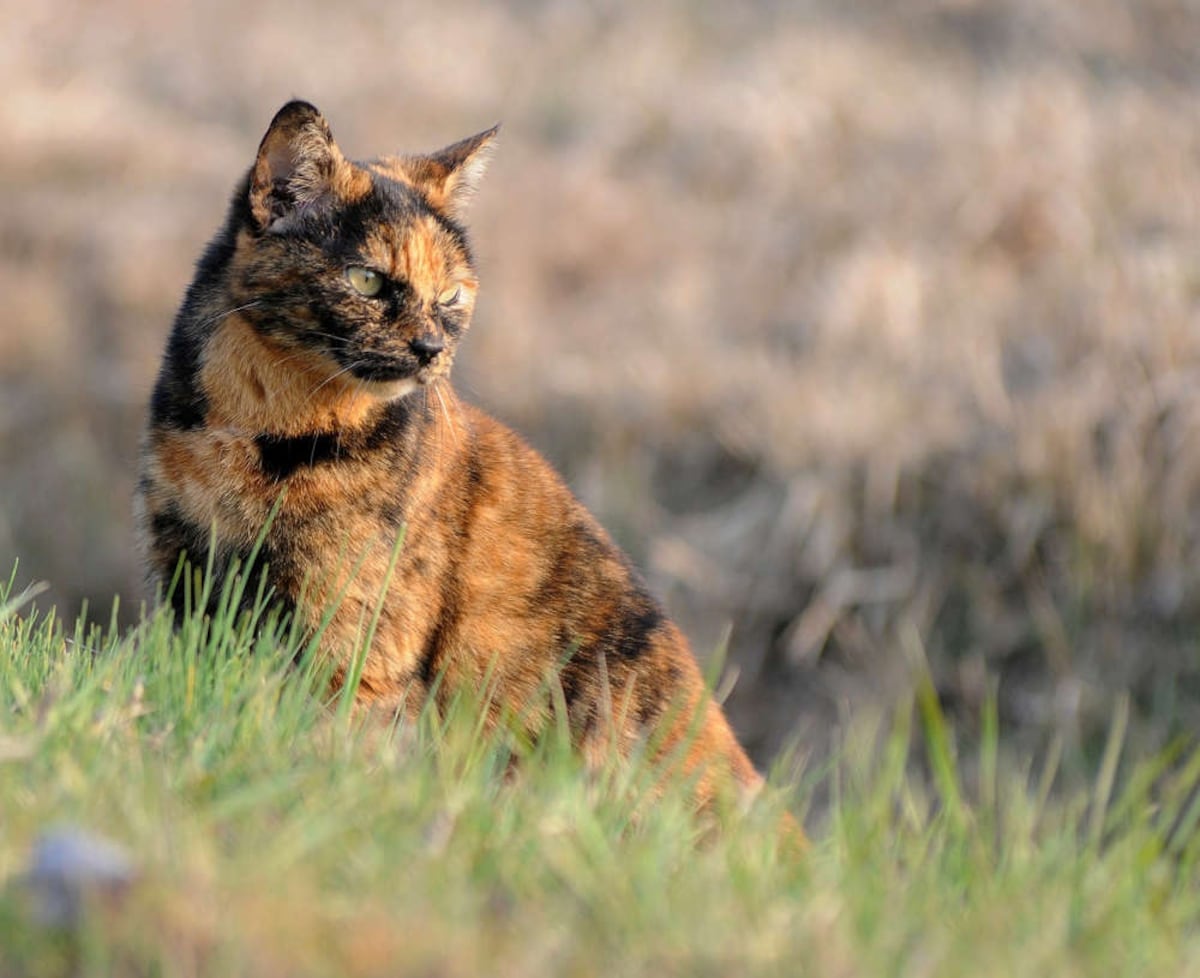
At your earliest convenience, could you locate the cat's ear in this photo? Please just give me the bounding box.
[403,126,499,220]
[249,100,347,232]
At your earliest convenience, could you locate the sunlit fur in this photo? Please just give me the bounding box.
[136,101,798,837]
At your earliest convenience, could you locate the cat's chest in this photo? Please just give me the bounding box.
[152,424,400,553]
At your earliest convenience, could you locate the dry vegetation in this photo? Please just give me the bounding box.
[3,0,1199,771]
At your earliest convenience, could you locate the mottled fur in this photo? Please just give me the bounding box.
[136,101,787,822]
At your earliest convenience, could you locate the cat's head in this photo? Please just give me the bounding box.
[226,100,496,400]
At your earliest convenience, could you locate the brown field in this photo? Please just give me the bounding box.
[3,0,1199,771]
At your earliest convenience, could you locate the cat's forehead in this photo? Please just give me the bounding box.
[359,218,454,284]
[336,165,469,280]
[345,193,460,282]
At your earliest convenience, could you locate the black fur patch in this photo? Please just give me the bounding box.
[416,612,455,691]
[222,538,295,626]
[605,598,665,660]
[558,647,592,713]
[255,399,419,480]
[151,506,211,620]
[151,505,208,575]
[150,500,293,630]
[256,432,346,480]
[149,327,209,430]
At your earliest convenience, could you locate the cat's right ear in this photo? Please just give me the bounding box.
[248,101,345,233]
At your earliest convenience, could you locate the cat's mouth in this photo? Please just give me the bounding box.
[345,354,442,396]
[349,358,421,383]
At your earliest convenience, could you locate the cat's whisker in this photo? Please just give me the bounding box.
[303,329,353,346]
[195,300,264,332]
[306,363,360,400]
[420,387,435,429]
[267,348,329,371]
[343,375,374,463]
[432,381,460,447]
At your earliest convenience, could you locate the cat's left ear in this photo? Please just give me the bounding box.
[404,126,499,220]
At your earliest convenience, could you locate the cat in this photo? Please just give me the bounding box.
[135,100,794,829]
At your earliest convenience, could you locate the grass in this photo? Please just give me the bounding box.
[3,568,1200,977]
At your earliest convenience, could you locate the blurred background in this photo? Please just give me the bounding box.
[3,0,1199,775]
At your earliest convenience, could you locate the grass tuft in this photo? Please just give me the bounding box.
[3,569,1200,976]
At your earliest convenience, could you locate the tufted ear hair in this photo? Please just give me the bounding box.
[248,100,347,232]
[401,125,499,221]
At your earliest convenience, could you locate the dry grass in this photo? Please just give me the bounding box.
[3,0,1199,769]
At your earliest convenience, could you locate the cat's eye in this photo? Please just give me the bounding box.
[346,266,384,297]
[438,286,463,308]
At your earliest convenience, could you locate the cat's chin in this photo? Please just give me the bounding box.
[362,376,422,401]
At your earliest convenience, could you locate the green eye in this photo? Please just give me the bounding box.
[346,266,383,297]
[438,286,462,307]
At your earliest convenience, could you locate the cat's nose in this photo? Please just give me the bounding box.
[409,334,445,365]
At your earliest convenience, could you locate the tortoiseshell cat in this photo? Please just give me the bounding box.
[136,100,790,823]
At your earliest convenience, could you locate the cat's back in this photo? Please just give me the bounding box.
[408,396,674,685]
